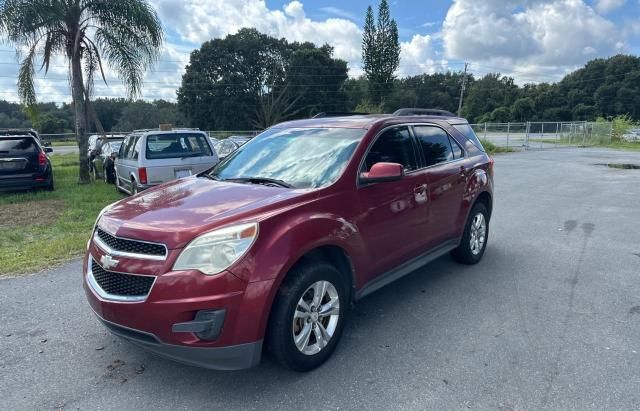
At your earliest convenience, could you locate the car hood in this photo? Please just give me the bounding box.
[99,177,311,249]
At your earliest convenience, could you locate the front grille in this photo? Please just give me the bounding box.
[91,260,155,297]
[96,228,166,257]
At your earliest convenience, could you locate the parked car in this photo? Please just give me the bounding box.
[622,128,640,141]
[91,138,124,181]
[211,135,252,160]
[0,128,46,146]
[84,109,493,371]
[0,134,54,191]
[114,128,218,195]
[88,134,125,173]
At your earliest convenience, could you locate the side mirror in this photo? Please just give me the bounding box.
[44,147,53,153]
[43,141,52,147]
[359,162,404,184]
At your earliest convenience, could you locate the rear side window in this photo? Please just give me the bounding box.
[145,133,213,160]
[0,137,38,154]
[363,126,418,172]
[413,126,454,167]
[453,124,485,152]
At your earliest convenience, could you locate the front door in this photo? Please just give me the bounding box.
[356,126,430,283]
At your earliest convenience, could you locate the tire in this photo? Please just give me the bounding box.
[45,177,54,191]
[131,180,138,195]
[267,261,349,372]
[451,202,489,265]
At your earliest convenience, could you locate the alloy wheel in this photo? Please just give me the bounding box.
[469,213,487,255]
[292,280,340,356]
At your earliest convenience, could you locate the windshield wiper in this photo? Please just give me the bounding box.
[222,177,294,188]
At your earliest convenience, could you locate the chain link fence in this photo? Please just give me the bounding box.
[469,121,613,151]
[42,122,615,151]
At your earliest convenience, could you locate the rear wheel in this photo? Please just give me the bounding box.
[45,176,54,191]
[451,202,489,265]
[268,261,348,372]
[131,179,139,195]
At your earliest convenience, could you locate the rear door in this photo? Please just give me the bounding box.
[412,125,468,246]
[0,137,40,181]
[115,135,138,190]
[143,132,217,184]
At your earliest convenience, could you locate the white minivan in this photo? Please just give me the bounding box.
[115,129,218,195]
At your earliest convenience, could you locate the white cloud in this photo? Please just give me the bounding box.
[398,34,448,77]
[152,0,362,68]
[442,0,626,82]
[594,0,626,13]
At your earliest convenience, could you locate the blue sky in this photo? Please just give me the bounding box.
[1,0,639,102]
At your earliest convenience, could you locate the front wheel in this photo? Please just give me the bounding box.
[451,202,489,265]
[267,261,349,372]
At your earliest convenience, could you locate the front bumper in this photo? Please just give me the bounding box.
[93,309,262,370]
[83,246,275,370]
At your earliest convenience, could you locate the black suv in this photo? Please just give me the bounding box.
[0,135,54,191]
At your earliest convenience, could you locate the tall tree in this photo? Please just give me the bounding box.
[361,0,400,105]
[0,0,163,183]
[177,29,349,130]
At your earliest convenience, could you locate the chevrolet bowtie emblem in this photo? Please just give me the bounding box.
[100,254,119,270]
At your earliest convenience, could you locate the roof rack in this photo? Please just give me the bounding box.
[130,128,201,133]
[312,112,370,119]
[393,108,456,117]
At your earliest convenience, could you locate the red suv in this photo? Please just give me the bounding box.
[84,109,493,371]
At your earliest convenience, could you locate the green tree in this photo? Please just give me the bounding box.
[361,0,400,104]
[0,0,163,183]
[177,29,349,130]
[511,97,535,121]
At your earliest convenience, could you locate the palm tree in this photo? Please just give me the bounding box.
[0,0,163,183]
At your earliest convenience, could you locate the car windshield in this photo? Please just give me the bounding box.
[209,127,365,189]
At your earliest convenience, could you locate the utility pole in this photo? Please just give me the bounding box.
[457,62,469,117]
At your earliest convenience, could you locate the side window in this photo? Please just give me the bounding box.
[453,123,485,152]
[121,137,132,159]
[363,126,418,172]
[449,136,464,159]
[131,137,142,160]
[413,126,454,167]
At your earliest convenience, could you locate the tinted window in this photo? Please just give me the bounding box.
[122,136,136,159]
[363,127,418,172]
[0,137,38,154]
[449,136,464,159]
[453,124,485,152]
[413,126,454,167]
[212,128,364,189]
[145,133,213,159]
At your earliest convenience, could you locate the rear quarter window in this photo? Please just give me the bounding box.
[453,124,485,152]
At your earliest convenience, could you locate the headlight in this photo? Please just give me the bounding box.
[89,202,116,249]
[173,223,258,275]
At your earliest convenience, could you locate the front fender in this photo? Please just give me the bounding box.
[230,212,365,285]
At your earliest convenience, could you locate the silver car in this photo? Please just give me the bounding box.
[115,129,218,195]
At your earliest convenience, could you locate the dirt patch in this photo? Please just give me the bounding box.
[0,200,64,229]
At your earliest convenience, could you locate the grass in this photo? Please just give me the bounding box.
[528,138,640,151]
[0,154,123,276]
[49,140,76,147]
[481,140,514,155]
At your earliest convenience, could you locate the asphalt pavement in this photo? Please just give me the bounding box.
[1,148,639,410]
[50,145,79,155]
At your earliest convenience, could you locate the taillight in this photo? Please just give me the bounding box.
[38,151,47,167]
[138,167,147,185]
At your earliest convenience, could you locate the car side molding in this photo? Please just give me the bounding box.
[355,239,459,300]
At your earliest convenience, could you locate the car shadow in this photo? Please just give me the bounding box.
[111,246,507,403]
